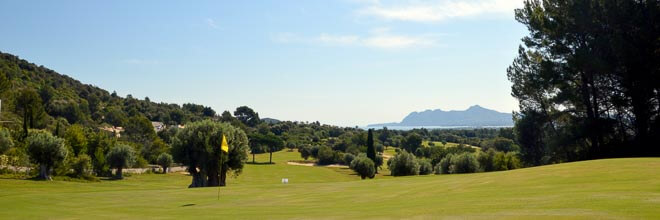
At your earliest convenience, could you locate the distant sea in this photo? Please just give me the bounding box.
[362,125,513,131]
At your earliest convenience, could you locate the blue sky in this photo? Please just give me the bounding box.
[0,0,527,127]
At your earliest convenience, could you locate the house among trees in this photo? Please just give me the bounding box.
[151,121,165,132]
[99,126,124,138]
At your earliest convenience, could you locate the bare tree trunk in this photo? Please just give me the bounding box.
[39,164,52,180]
[188,167,207,188]
[116,167,123,179]
[269,151,273,164]
[219,165,227,187]
[163,166,168,174]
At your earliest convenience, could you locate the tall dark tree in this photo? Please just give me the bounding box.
[234,106,260,127]
[366,129,377,172]
[509,0,660,164]
[15,89,43,137]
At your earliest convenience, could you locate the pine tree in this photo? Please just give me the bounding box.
[366,129,377,173]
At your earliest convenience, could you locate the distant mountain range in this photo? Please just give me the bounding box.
[368,105,513,128]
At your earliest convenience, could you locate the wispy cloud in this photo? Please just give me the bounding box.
[273,28,441,49]
[206,18,219,29]
[357,0,523,22]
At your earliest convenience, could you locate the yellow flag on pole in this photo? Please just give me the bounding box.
[221,134,229,153]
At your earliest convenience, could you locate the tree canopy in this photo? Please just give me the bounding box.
[171,120,248,187]
[508,0,660,165]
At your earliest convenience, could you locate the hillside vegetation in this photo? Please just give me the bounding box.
[0,151,658,219]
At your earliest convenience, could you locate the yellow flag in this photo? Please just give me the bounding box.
[221,134,229,153]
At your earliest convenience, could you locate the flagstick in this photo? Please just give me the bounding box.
[218,152,222,201]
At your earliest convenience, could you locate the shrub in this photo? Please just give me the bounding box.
[334,151,344,164]
[388,150,419,176]
[375,143,384,153]
[505,152,522,169]
[477,149,496,172]
[449,152,480,174]
[433,163,442,174]
[316,146,335,165]
[417,159,433,175]
[134,156,149,168]
[157,153,173,173]
[494,151,522,171]
[310,146,320,158]
[299,146,311,160]
[106,143,136,179]
[343,153,356,165]
[414,148,425,157]
[70,154,93,178]
[0,128,14,154]
[436,153,453,174]
[350,156,375,179]
[374,154,383,172]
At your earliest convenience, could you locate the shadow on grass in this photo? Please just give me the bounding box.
[246,162,276,165]
[181,204,196,207]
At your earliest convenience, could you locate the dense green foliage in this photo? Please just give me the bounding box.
[316,146,337,165]
[70,154,93,178]
[26,130,68,180]
[417,159,433,175]
[508,0,660,165]
[448,153,480,174]
[156,153,173,174]
[106,143,136,179]
[0,52,219,131]
[436,154,453,174]
[366,129,376,169]
[349,156,375,179]
[388,150,419,176]
[171,120,248,187]
[0,128,13,154]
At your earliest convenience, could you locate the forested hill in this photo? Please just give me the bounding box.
[0,51,217,132]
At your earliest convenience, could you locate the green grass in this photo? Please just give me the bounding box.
[422,140,479,149]
[1,151,659,219]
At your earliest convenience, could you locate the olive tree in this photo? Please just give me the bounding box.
[388,150,419,176]
[172,120,248,188]
[350,156,375,179]
[449,152,480,174]
[106,143,136,179]
[26,130,68,180]
[157,153,173,174]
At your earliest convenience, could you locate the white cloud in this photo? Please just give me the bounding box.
[274,28,440,49]
[358,0,523,22]
[206,18,219,29]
